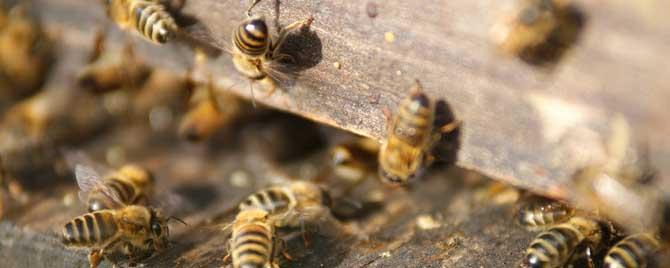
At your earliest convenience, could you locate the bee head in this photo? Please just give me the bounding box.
[378,167,410,186]
[148,208,170,251]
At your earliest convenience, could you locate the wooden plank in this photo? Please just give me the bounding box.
[33,0,670,198]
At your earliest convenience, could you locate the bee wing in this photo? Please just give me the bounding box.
[63,150,114,176]
[74,164,124,206]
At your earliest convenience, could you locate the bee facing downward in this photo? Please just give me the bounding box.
[378,80,460,185]
[104,0,178,44]
[231,10,313,103]
[61,205,171,268]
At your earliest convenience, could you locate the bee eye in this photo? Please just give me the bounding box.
[151,223,162,236]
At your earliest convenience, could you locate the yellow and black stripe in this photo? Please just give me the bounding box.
[524,217,601,268]
[604,233,660,268]
[239,187,292,215]
[231,219,275,268]
[234,17,270,58]
[129,0,177,44]
[517,197,574,228]
[61,211,118,247]
[87,177,140,212]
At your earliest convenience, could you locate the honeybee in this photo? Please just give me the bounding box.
[78,31,152,94]
[71,159,154,212]
[0,3,53,101]
[330,137,379,184]
[239,180,332,229]
[61,205,172,268]
[225,208,281,268]
[516,194,574,230]
[230,9,313,103]
[104,0,179,44]
[378,80,460,185]
[491,0,559,56]
[603,233,661,268]
[523,216,606,268]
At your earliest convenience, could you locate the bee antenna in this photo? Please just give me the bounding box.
[168,216,188,226]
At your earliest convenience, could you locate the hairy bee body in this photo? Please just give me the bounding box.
[517,196,574,229]
[604,233,660,268]
[238,181,331,228]
[492,0,558,56]
[106,0,178,44]
[229,209,278,268]
[524,216,603,268]
[378,84,437,185]
[330,138,379,183]
[61,210,120,248]
[83,164,154,212]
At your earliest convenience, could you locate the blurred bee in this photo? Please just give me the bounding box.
[378,80,460,185]
[524,216,606,268]
[104,0,179,44]
[178,49,246,142]
[71,158,154,212]
[516,194,574,231]
[230,10,313,103]
[0,3,53,101]
[239,180,332,229]
[61,205,172,268]
[78,31,152,94]
[491,0,559,56]
[330,137,379,184]
[225,208,281,268]
[603,233,661,268]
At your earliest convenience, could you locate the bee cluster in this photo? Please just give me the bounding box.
[0,0,666,268]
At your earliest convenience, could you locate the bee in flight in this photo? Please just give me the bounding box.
[225,208,283,268]
[378,80,460,185]
[103,0,179,44]
[229,0,313,105]
[61,204,174,268]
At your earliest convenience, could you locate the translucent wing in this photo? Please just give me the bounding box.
[74,164,124,206]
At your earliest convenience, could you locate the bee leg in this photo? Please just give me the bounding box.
[300,219,311,247]
[88,249,103,268]
[438,119,462,134]
[269,16,314,58]
[246,0,263,16]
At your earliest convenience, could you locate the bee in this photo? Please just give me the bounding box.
[230,10,313,103]
[104,0,179,44]
[239,180,332,229]
[603,233,661,268]
[0,3,53,101]
[61,205,172,268]
[491,0,559,56]
[516,195,574,230]
[523,216,605,268]
[226,208,281,268]
[78,31,152,94]
[378,80,460,185]
[330,137,379,183]
[72,159,154,212]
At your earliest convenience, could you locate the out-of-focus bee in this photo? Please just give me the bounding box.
[603,233,661,268]
[0,89,110,177]
[516,194,574,231]
[491,0,584,65]
[523,216,606,268]
[230,9,313,103]
[0,3,53,102]
[61,205,172,268]
[70,157,154,212]
[78,31,152,94]
[103,0,179,44]
[378,80,460,185]
[178,50,247,142]
[330,137,379,184]
[239,180,332,229]
[225,208,281,268]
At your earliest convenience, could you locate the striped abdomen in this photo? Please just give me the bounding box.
[128,0,177,44]
[239,187,292,216]
[604,233,660,268]
[234,17,269,57]
[517,198,574,228]
[88,177,140,212]
[524,217,600,268]
[231,221,275,268]
[61,211,118,247]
